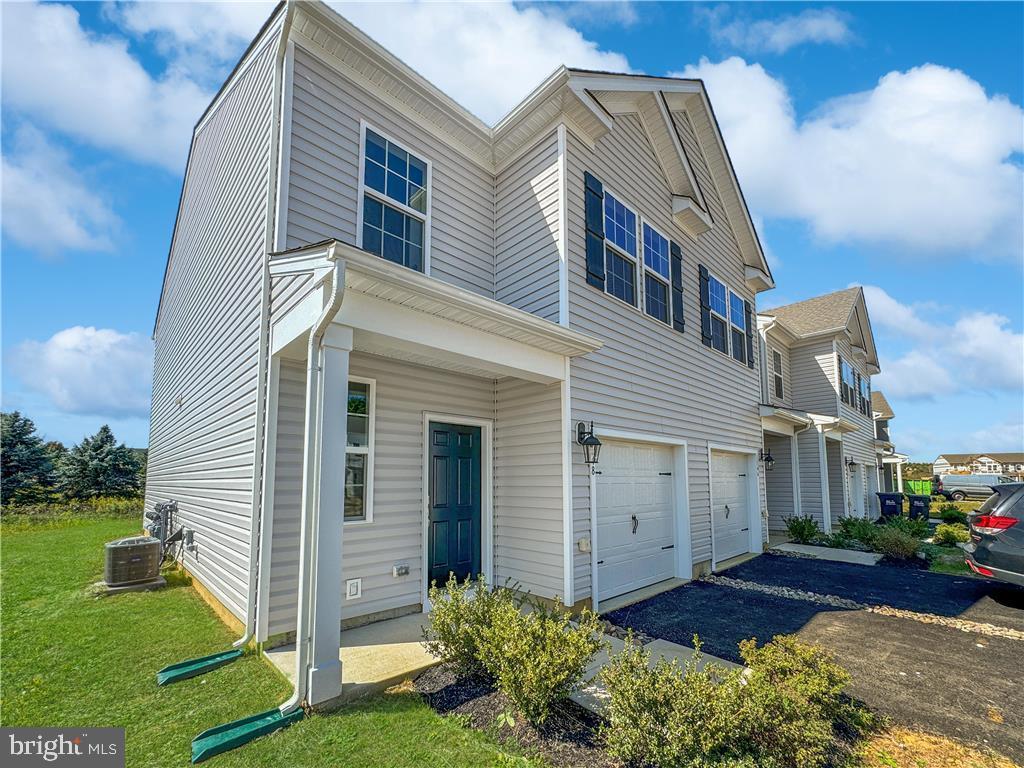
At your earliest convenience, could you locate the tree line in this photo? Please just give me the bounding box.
[1,411,146,506]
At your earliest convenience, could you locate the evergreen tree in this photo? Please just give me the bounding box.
[57,425,142,499]
[1,411,56,504]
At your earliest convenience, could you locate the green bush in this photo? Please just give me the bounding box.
[601,635,851,768]
[938,504,968,525]
[872,526,920,560]
[1,495,144,518]
[933,522,970,546]
[422,576,520,677]
[478,600,603,724]
[784,516,820,544]
[836,516,877,545]
[883,515,929,539]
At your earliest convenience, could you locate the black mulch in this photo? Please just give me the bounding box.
[727,552,1024,629]
[415,665,619,768]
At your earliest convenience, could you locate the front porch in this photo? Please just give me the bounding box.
[257,240,602,706]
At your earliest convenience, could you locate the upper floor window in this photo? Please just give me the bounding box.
[707,273,729,354]
[729,291,746,364]
[642,221,670,325]
[345,378,375,523]
[858,374,870,416]
[772,349,784,399]
[839,357,856,406]
[603,192,638,307]
[360,126,429,272]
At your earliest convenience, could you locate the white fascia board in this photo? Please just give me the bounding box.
[673,196,713,236]
[569,72,703,94]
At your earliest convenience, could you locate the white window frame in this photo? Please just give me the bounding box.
[640,217,672,326]
[601,188,643,312]
[356,120,432,274]
[344,375,376,525]
[728,288,747,364]
[706,269,731,356]
[772,349,784,400]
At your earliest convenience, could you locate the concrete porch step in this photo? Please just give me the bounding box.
[772,542,882,566]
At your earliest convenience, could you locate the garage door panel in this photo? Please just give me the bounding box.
[597,440,678,601]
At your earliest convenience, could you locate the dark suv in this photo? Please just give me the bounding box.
[963,483,1024,586]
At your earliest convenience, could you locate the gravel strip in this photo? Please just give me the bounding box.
[704,574,1024,642]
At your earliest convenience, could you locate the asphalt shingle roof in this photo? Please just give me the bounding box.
[871,391,895,420]
[935,453,1024,464]
[761,287,862,338]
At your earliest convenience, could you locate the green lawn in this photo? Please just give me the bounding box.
[0,516,537,767]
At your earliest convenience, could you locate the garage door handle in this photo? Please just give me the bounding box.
[661,544,674,550]
[597,560,604,565]
[631,514,638,534]
[659,472,672,476]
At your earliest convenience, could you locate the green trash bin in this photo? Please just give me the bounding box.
[907,494,930,520]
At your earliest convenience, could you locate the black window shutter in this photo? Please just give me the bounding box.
[583,172,605,290]
[669,241,685,333]
[698,264,712,347]
[744,300,755,369]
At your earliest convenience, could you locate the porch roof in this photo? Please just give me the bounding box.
[269,240,603,383]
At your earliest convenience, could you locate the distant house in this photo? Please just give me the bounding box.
[933,453,1024,480]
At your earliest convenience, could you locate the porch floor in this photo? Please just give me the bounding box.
[264,613,437,703]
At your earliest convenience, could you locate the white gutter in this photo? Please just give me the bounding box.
[233,1,295,652]
[281,246,345,712]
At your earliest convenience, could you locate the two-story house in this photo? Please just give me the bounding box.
[872,390,907,492]
[146,1,775,708]
[756,287,883,535]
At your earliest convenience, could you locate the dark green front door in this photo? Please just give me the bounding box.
[428,422,482,586]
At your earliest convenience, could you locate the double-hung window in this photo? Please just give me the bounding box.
[641,221,671,324]
[360,126,428,272]
[729,291,747,364]
[772,349,784,400]
[839,357,856,406]
[858,374,870,416]
[344,378,375,523]
[707,273,729,354]
[603,192,638,307]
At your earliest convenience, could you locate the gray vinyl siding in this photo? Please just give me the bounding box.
[145,30,280,621]
[790,339,838,416]
[836,336,877,514]
[565,113,763,595]
[494,378,565,598]
[797,428,825,528]
[284,44,495,298]
[764,433,795,530]
[494,132,561,321]
[765,332,793,408]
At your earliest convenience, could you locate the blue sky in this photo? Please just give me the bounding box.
[2,1,1022,460]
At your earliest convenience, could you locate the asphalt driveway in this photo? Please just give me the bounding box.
[604,554,1024,761]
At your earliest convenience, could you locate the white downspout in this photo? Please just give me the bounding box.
[281,248,345,713]
[234,2,294,651]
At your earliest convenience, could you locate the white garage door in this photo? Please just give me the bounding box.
[711,450,751,562]
[597,441,675,601]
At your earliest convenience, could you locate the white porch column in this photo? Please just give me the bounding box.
[895,461,904,494]
[307,324,352,705]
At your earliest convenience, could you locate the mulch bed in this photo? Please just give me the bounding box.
[415,665,619,768]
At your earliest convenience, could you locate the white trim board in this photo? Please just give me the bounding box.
[420,412,495,611]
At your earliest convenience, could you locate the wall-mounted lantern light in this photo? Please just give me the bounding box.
[576,421,602,465]
[759,448,775,471]
[845,456,856,468]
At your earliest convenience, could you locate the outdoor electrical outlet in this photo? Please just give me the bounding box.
[578,538,591,553]
[392,563,410,577]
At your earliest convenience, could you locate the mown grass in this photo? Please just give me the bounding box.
[0,517,538,767]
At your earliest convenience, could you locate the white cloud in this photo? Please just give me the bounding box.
[1,125,120,253]
[968,421,1024,452]
[699,6,854,54]
[860,285,1024,399]
[330,1,633,123]
[2,1,211,172]
[675,58,1024,255]
[11,327,153,419]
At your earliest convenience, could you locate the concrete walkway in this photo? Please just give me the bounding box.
[265,612,438,703]
[570,635,742,714]
[773,542,882,566]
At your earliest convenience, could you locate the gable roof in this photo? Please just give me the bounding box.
[761,286,879,370]
[871,391,894,420]
[936,453,1024,465]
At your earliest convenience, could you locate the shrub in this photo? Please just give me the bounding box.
[422,576,520,677]
[478,599,603,724]
[785,516,820,544]
[836,516,878,545]
[933,522,970,546]
[601,635,851,768]
[872,526,920,560]
[938,504,968,525]
[0,495,144,519]
[883,515,929,539]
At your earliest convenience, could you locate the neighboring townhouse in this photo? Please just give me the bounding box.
[872,390,906,492]
[146,1,775,706]
[756,287,883,535]
[933,453,1024,480]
